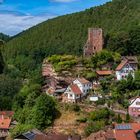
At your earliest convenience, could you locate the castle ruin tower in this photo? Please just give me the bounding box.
[83,28,103,57]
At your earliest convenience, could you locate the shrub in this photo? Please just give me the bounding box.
[76,117,87,123]
[90,108,110,121]
[85,121,105,136]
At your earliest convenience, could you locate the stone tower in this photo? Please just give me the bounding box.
[83,28,103,57]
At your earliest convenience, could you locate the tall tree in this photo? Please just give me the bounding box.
[30,94,57,129]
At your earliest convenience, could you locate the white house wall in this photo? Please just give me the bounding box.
[73,79,92,96]
[116,63,135,80]
[64,86,81,102]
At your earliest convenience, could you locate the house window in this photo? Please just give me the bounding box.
[132,108,136,112]
[136,102,140,105]
[69,94,73,97]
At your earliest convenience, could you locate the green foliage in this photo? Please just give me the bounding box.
[95,98,106,105]
[111,72,140,106]
[85,121,105,136]
[12,83,41,111]
[48,55,78,72]
[13,93,57,130]
[135,71,140,88]
[0,33,10,42]
[64,103,80,112]
[89,108,110,121]
[125,113,130,123]
[0,51,4,74]
[76,117,87,123]
[0,74,21,110]
[117,114,122,123]
[2,0,139,77]
[108,26,140,55]
[10,124,34,137]
[71,104,81,112]
[91,50,121,69]
[4,64,21,79]
[83,71,97,80]
[29,94,57,130]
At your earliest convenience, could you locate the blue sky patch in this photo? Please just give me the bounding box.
[0,0,111,35]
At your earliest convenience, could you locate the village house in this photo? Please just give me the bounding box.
[86,123,140,140]
[63,78,92,103]
[14,129,44,140]
[73,78,92,95]
[116,60,135,81]
[122,56,138,70]
[63,84,82,103]
[129,97,140,117]
[0,111,14,139]
[96,70,113,80]
[113,123,140,140]
[14,130,81,140]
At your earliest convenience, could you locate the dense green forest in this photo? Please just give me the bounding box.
[2,0,140,78]
[0,33,10,73]
[0,0,139,135]
[0,33,10,42]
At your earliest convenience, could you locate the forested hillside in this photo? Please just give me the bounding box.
[0,33,10,42]
[2,0,140,77]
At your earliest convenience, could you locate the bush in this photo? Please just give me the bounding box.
[76,117,87,123]
[64,104,80,112]
[95,98,105,105]
[90,108,110,121]
[85,121,105,136]
[48,55,78,72]
[72,104,81,112]
[10,124,34,137]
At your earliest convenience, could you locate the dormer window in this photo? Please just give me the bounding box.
[136,102,140,105]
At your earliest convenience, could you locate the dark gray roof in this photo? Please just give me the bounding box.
[23,132,36,140]
[15,129,43,140]
[115,124,132,130]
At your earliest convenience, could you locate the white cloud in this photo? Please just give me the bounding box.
[51,0,77,3]
[0,12,55,36]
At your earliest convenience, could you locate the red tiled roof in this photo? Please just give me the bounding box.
[123,56,138,64]
[96,70,113,75]
[35,134,81,140]
[0,111,14,117]
[70,84,82,95]
[116,60,128,71]
[77,78,90,84]
[105,130,115,139]
[0,118,11,129]
[115,123,140,140]
[0,111,14,129]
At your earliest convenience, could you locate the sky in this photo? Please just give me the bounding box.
[0,0,111,36]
